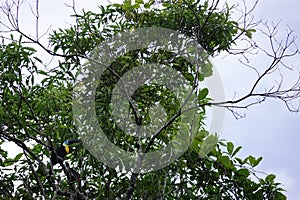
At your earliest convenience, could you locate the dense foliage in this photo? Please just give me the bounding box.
[0,0,287,199]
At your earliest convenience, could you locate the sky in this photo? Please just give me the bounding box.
[1,0,300,199]
[214,1,300,199]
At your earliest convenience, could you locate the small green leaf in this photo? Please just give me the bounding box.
[248,155,256,166]
[200,135,218,157]
[266,174,276,183]
[132,4,140,9]
[254,156,263,167]
[4,158,14,166]
[122,0,132,10]
[113,3,122,7]
[227,142,234,155]
[14,153,23,162]
[219,155,232,169]
[237,168,250,177]
[235,158,244,165]
[232,146,242,157]
[246,31,252,39]
[245,29,256,39]
[198,88,209,101]
[32,144,42,154]
[136,0,144,4]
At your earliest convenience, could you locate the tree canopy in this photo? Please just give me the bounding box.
[1,0,299,199]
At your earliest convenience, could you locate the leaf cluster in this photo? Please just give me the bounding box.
[0,0,287,199]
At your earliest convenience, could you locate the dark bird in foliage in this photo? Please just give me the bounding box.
[50,139,81,166]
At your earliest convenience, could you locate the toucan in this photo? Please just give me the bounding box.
[50,139,81,166]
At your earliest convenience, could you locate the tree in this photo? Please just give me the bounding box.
[0,0,298,199]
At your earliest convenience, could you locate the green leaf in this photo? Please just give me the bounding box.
[232,146,242,157]
[266,174,276,183]
[4,158,14,166]
[200,134,218,155]
[237,168,250,177]
[245,29,256,39]
[254,156,263,167]
[227,142,234,155]
[136,0,144,4]
[219,155,232,169]
[32,144,42,154]
[113,3,122,7]
[122,0,132,10]
[235,158,244,165]
[14,153,23,162]
[248,155,256,166]
[198,88,209,101]
[132,4,140,9]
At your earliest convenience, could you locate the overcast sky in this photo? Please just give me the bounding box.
[1,0,300,199]
[215,1,300,199]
